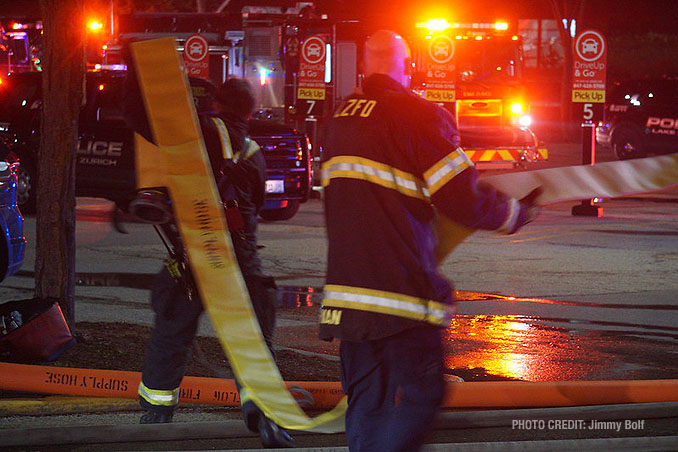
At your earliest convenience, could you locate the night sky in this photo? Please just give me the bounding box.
[318,0,678,36]
[1,0,677,36]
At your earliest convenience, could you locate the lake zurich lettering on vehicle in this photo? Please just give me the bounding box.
[511,419,646,431]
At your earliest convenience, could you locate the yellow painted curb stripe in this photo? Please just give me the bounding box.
[0,397,138,416]
[130,37,346,433]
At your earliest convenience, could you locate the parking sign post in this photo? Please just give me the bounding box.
[572,121,603,217]
[571,29,606,217]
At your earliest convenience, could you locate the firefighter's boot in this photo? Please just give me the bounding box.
[258,415,295,448]
[139,409,174,424]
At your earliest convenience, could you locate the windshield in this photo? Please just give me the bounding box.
[454,38,522,82]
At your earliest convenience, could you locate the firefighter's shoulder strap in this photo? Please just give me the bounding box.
[210,117,234,160]
[210,117,260,163]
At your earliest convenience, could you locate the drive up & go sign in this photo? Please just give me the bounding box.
[298,34,328,100]
[423,34,456,103]
[183,34,210,80]
[572,29,606,103]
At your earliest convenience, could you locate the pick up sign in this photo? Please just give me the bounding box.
[572,30,607,103]
[298,34,328,101]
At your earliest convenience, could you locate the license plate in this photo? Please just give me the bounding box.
[265,180,284,194]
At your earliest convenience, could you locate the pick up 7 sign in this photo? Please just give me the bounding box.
[298,34,328,100]
[572,30,607,103]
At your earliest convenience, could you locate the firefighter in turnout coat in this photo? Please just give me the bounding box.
[319,30,540,451]
[130,77,294,449]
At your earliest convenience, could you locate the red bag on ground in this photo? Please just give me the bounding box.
[0,298,76,362]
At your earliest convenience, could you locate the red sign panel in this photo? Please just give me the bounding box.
[572,29,607,103]
[183,34,210,80]
[423,34,456,103]
[297,34,327,100]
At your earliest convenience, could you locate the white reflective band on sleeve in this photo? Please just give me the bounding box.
[138,381,180,406]
[424,149,473,195]
[321,156,429,201]
[323,284,454,326]
[496,197,520,234]
[326,289,426,314]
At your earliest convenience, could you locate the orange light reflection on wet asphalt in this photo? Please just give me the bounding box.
[444,314,556,381]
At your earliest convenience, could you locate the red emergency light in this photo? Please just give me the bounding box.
[88,20,104,32]
[417,19,511,33]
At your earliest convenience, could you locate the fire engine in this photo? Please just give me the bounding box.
[221,10,548,170]
[409,19,548,169]
[2,5,550,220]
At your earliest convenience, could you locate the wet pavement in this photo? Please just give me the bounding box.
[444,310,678,382]
[3,196,678,384]
[2,144,678,449]
[270,288,678,383]
[1,142,677,385]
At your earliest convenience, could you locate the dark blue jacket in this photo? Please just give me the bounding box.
[319,74,525,341]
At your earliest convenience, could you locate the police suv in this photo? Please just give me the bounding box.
[0,70,312,220]
[597,78,678,160]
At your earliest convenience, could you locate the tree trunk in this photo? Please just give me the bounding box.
[36,0,84,328]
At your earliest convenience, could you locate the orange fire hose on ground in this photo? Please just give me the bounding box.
[2,362,677,410]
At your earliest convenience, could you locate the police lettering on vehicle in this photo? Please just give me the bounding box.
[77,140,123,166]
[334,99,378,118]
[596,78,678,160]
[77,140,124,157]
[320,308,342,325]
[646,117,678,135]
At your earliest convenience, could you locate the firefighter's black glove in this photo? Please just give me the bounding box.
[509,186,543,234]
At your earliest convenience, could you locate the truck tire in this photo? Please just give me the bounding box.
[259,200,300,221]
[612,126,646,160]
[16,159,37,214]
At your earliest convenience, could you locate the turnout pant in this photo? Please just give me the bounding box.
[139,233,277,416]
[339,327,445,452]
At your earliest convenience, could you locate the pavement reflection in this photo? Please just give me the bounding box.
[273,287,678,383]
[444,313,678,382]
